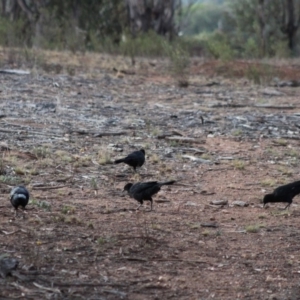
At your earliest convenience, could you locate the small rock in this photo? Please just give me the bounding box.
[0,142,10,151]
[182,155,211,164]
[108,144,123,152]
[232,201,249,207]
[261,88,283,96]
[185,201,200,206]
[210,200,228,206]
[22,264,37,271]
[163,148,174,156]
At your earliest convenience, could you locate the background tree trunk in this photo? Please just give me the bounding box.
[281,0,299,51]
[125,0,177,39]
[257,0,267,56]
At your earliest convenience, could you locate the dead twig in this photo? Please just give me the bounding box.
[33,282,61,293]
[227,186,252,190]
[153,258,209,264]
[117,236,159,242]
[10,282,36,294]
[202,167,233,174]
[100,208,130,214]
[173,182,195,187]
[124,257,148,262]
[201,223,218,228]
[155,199,171,203]
[102,289,127,297]
[254,104,295,109]
[1,230,19,235]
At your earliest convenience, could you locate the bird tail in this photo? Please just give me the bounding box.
[160,180,176,186]
[114,158,125,164]
[11,193,27,201]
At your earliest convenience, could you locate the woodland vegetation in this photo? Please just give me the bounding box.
[0,0,300,60]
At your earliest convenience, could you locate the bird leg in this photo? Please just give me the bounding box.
[150,199,153,211]
[22,208,27,219]
[283,203,291,210]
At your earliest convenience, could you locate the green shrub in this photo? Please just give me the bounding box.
[200,31,234,61]
[164,41,190,87]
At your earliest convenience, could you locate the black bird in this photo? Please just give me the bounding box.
[124,180,175,211]
[114,149,145,172]
[263,180,300,209]
[10,186,29,216]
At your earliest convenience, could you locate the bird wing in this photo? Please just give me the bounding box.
[10,186,29,199]
[125,151,144,164]
[129,180,174,203]
[130,182,158,200]
[288,181,300,198]
[131,182,158,192]
[274,180,300,200]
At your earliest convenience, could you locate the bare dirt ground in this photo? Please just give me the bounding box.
[1,50,300,299]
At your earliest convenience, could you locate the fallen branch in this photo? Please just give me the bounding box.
[179,147,206,154]
[135,284,169,291]
[254,104,295,109]
[202,167,233,173]
[122,256,209,264]
[200,190,216,195]
[165,136,205,144]
[157,133,175,139]
[0,127,62,137]
[51,281,127,288]
[157,130,184,139]
[201,223,218,228]
[69,130,127,137]
[94,131,127,137]
[155,199,171,203]
[32,185,68,190]
[279,135,300,140]
[0,128,26,134]
[100,208,129,214]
